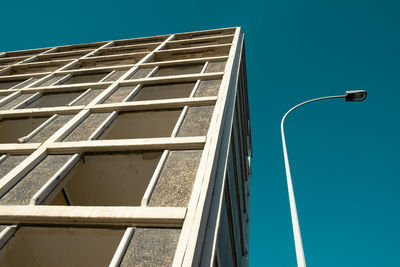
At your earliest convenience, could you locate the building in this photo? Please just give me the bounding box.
[0,27,251,266]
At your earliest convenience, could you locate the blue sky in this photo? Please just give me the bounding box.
[1,0,399,266]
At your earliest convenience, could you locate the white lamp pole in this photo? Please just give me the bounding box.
[280,90,367,267]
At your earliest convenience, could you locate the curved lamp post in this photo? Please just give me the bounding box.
[281,90,367,267]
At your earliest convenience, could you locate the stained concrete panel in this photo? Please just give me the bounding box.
[63,113,111,142]
[0,117,49,143]
[194,79,222,97]
[205,61,226,73]
[103,87,136,103]
[72,89,104,106]
[128,68,153,79]
[149,150,202,207]
[132,82,196,101]
[177,106,215,137]
[29,115,75,143]
[100,109,182,140]
[0,155,28,180]
[0,93,35,110]
[120,228,181,267]
[0,155,72,205]
[0,226,124,267]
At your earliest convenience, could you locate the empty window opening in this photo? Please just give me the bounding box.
[99,109,182,140]
[49,151,162,206]
[0,58,25,67]
[97,46,154,56]
[174,29,235,40]
[25,91,85,108]
[165,36,233,49]
[3,64,63,76]
[74,57,139,69]
[0,116,49,143]
[61,72,110,85]
[113,37,166,46]
[3,49,46,58]
[154,47,230,61]
[133,82,196,101]
[36,52,86,62]
[0,226,124,267]
[154,64,204,77]
[0,79,29,90]
[56,43,103,52]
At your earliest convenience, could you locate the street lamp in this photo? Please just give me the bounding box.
[280,90,367,267]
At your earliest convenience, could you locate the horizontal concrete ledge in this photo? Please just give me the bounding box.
[0,206,186,227]
[89,96,217,112]
[0,143,41,154]
[0,106,82,118]
[47,136,206,153]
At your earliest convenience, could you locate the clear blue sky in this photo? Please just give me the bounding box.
[1,0,399,266]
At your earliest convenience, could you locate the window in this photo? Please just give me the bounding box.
[132,82,196,101]
[99,109,182,140]
[49,152,162,206]
[0,226,124,267]
[154,63,204,77]
[0,116,49,143]
[61,72,110,85]
[25,91,85,108]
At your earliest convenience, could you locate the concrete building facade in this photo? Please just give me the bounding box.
[0,27,251,266]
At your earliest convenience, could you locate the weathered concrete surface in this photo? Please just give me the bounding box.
[103,87,135,103]
[0,155,72,205]
[128,68,153,79]
[194,79,221,97]
[177,106,215,137]
[120,228,181,267]
[0,155,28,180]
[72,89,105,106]
[149,150,202,207]
[29,115,75,143]
[205,61,226,73]
[63,113,111,141]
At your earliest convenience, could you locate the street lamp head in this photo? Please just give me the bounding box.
[345,90,367,101]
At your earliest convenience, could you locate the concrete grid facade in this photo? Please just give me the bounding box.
[0,27,251,266]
